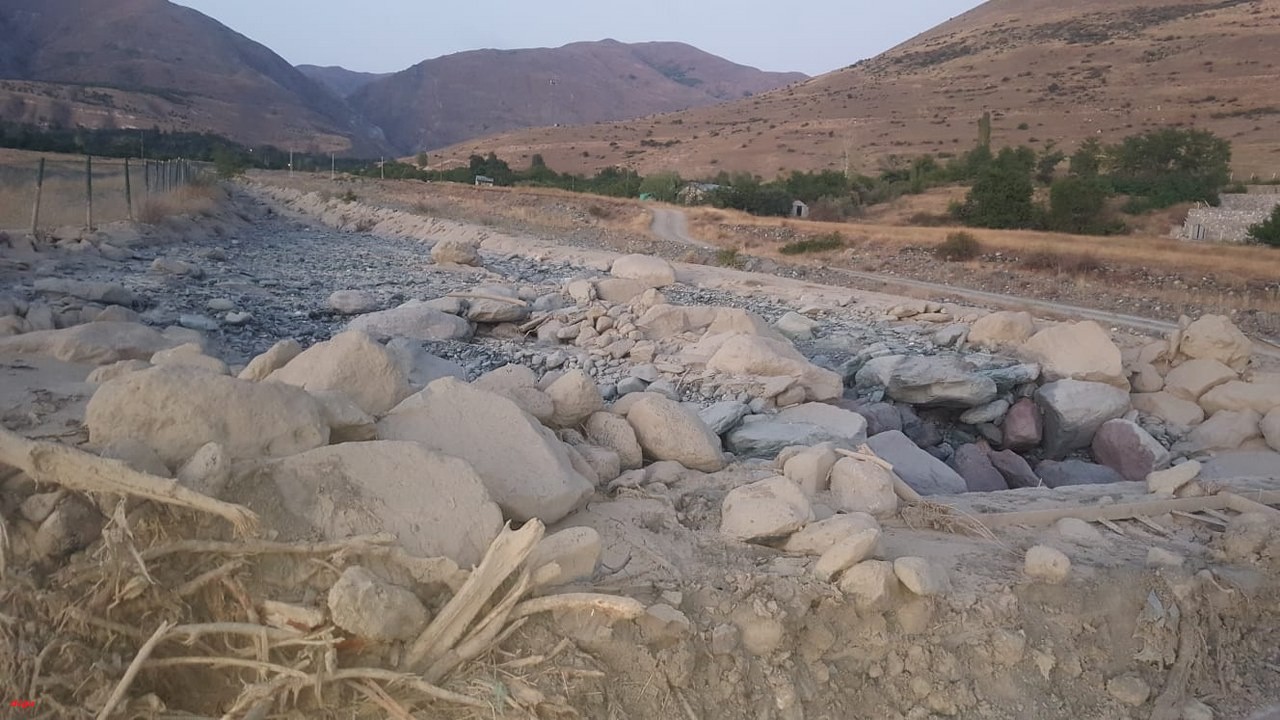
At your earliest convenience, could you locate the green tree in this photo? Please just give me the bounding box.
[211,146,247,178]
[639,170,683,202]
[1248,204,1280,247]
[1107,128,1231,207]
[1035,143,1066,185]
[415,151,428,167]
[978,111,992,149]
[957,147,1037,229]
[1070,138,1104,177]
[1048,175,1114,234]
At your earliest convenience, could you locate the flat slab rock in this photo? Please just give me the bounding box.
[725,403,868,459]
[865,430,966,496]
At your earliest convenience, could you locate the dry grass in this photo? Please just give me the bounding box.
[136,183,222,224]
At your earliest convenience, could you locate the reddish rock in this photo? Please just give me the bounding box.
[988,449,1042,489]
[950,443,1009,492]
[1001,398,1043,451]
[1090,419,1170,482]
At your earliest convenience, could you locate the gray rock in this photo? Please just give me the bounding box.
[960,399,1011,426]
[1036,460,1125,488]
[725,403,868,459]
[32,278,139,307]
[386,338,468,390]
[224,311,253,326]
[328,290,379,315]
[177,314,218,332]
[850,401,902,436]
[774,311,820,341]
[1035,380,1131,459]
[465,286,529,323]
[327,566,428,642]
[886,356,998,408]
[630,364,661,383]
[865,431,967,495]
[616,377,648,396]
[989,449,1041,489]
[206,298,237,313]
[348,304,474,341]
[978,363,1042,392]
[951,444,1009,492]
[699,401,750,435]
[932,324,969,348]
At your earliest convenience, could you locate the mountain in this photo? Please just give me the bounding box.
[430,0,1280,178]
[297,65,392,98]
[0,0,389,155]
[351,39,807,153]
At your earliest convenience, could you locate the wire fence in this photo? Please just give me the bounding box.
[0,154,209,234]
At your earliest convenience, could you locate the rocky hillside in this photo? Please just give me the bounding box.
[296,65,392,98]
[432,0,1280,178]
[350,39,807,153]
[0,0,389,155]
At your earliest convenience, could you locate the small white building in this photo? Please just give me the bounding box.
[792,200,810,219]
[474,175,495,187]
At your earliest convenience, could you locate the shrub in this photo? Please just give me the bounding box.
[1248,204,1280,247]
[1020,249,1104,274]
[716,247,745,268]
[1047,175,1112,234]
[780,233,844,255]
[354,217,376,233]
[339,189,358,203]
[934,231,983,261]
[587,204,613,219]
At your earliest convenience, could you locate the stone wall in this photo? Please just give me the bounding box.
[1175,192,1280,243]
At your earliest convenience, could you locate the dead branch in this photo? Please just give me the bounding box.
[509,593,647,622]
[140,533,396,561]
[96,619,175,720]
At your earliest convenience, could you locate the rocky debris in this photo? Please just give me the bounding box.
[782,443,839,496]
[431,238,481,266]
[1177,409,1262,455]
[829,455,900,516]
[1176,314,1252,372]
[813,528,881,581]
[1036,460,1124,487]
[1024,545,1071,583]
[968,311,1035,349]
[866,431,966,495]
[1199,381,1280,416]
[726,403,868,459]
[1034,380,1131,459]
[892,556,950,596]
[327,290,378,315]
[886,355,998,408]
[1090,419,1169,482]
[1001,398,1043,451]
[720,476,814,542]
[327,566,429,642]
[625,395,726,472]
[268,330,411,416]
[545,370,605,427]
[151,343,230,375]
[951,444,1009,492]
[1131,392,1205,432]
[378,378,593,523]
[611,254,676,288]
[528,527,602,587]
[705,334,843,402]
[87,366,328,467]
[1163,358,1237,401]
[0,322,177,364]
[32,278,140,307]
[837,560,900,610]
[1021,321,1126,387]
[782,513,880,555]
[584,412,643,470]
[347,303,474,342]
[151,257,203,277]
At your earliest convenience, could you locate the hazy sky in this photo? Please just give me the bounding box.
[173,0,981,77]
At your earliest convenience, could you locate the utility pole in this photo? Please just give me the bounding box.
[331,153,335,181]
[381,157,385,180]
[289,150,294,177]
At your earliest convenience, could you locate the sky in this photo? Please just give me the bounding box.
[173,0,981,77]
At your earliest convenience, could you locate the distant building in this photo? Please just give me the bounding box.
[677,182,722,205]
[792,200,810,219]
[474,175,495,187]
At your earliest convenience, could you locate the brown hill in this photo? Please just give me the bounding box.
[351,39,807,154]
[0,0,389,155]
[297,65,392,98]
[432,0,1280,179]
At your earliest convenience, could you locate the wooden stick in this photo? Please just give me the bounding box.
[971,495,1237,529]
[96,619,175,720]
[325,668,488,708]
[141,533,395,561]
[1222,492,1280,518]
[509,593,647,622]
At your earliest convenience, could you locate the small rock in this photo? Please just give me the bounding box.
[960,399,1010,426]
[969,311,1035,348]
[33,495,104,560]
[611,254,676,288]
[782,513,880,555]
[238,339,303,381]
[783,443,839,496]
[699,400,750,435]
[638,604,692,644]
[1106,674,1151,707]
[431,238,481,266]
[151,343,229,375]
[951,443,1009,492]
[1147,461,1201,496]
[837,560,900,611]
[1091,418,1170,482]
[327,290,378,315]
[1024,545,1071,583]
[178,314,219,332]
[1001,397,1043,451]
[150,257,203,277]
[814,529,881,582]
[720,476,814,542]
[176,442,231,497]
[327,566,428,642]
[545,370,605,427]
[774,311,820,341]
[1054,517,1103,544]
[1177,314,1251,372]
[206,298,236,313]
[626,395,725,472]
[829,455,899,518]
[529,527,602,587]
[893,556,950,596]
[1146,547,1184,567]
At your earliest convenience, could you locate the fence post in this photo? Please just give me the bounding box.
[30,157,45,236]
[85,155,94,231]
[124,157,134,221]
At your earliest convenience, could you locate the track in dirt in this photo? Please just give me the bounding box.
[649,207,1280,360]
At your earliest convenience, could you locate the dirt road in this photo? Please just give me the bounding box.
[650,206,1280,359]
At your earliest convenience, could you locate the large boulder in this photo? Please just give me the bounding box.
[1131,392,1205,432]
[1036,460,1124,488]
[546,370,605,427]
[584,412,643,470]
[625,395,725,472]
[706,334,843,402]
[1199,381,1280,416]
[347,303,474,342]
[431,238,481,266]
[87,366,328,467]
[268,331,411,416]
[968,311,1035,349]
[464,286,529,323]
[611,254,676,288]
[865,431,966,496]
[951,444,1009,492]
[1177,315,1252,372]
[377,378,594,523]
[1163,359,1237,401]
[0,322,176,364]
[1034,380,1131,459]
[1020,321,1126,387]
[1091,419,1169,482]
[230,442,502,567]
[1176,409,1262,455]
[725,403,867,460]
[720,476,814,542]
[885,355,998,408]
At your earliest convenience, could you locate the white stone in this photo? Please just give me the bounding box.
[238,339,303,381]
[327,290,378,315]
[813,529,881,582]
[782,513,880,555]
[706,334,843,403]
[1178,410,1262,454]
[1021,321,1126,387]
[783,443,839,496]
[176,442,230,497]
[347,304,474,342]
[1147,461,1201,496]
[626,395,725,472]
[150,343,229,375]
[310,389,378,443]
[720,476,815,542]
[837,560,900,611]
[1199,381,1280,416]
[431,238,481,266]
[1177,315,1252,372]
[545,370,605,427]
[584,411,643,470]
[0,321,176,364]
[268,331,412,416]
[327,566,428,641]
[611,254,676,288]
[893,556,951,596]
[1164,358,1237,401]
[828,456,900,518]
[1131,392,1205,431]
[1024,545,1071,583]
